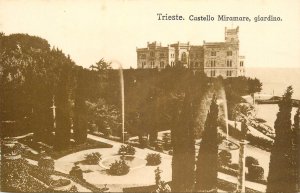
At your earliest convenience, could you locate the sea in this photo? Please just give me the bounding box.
[246,67,300,126]
[246,68,300,100]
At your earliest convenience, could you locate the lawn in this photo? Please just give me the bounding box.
[50,139,113,159]
[22,138,113,160]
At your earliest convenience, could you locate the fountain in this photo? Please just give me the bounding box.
[217,88,239,151]
[220,88,229,142]
[111,60,126,144]
[119,66,125,143]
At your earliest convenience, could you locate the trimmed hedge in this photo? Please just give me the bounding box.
[247,165,264,181]
[218,150,232,166]
[84,152,102,165]
[146,153,161,166]
[118,144,136,155]
[245,156,259,168]
[69,165,83,180]
[108,160,130,176]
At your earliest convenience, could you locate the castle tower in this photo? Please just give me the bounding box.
[225,26,239,43]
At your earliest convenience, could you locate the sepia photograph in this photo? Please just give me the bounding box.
[0,0,299,192]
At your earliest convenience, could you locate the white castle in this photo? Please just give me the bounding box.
[136,26,245,78]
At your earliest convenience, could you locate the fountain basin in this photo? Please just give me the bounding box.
[218,139,239,151]
[99,155,146,170]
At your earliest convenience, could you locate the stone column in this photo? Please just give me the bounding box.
[236,139,248,193]
[50,95,56,129]
[237,118,248,193]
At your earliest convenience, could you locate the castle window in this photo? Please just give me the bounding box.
[141,61,145,68]
[211,51,216,56]
[150,61,154,68]
[226,70,232,77]
[227,60,232,67]
[240,61,244,67]
[211,70,216,77]
[211,60,216,67]
[160,61,164,68]
[181,52,187,63]
[150,52,154,57]
[227,51,232,56]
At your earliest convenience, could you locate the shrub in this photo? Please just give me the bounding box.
[229,163,239,170]
[218,150,232,166]
[50,179,71,188]
[38,156,55,173]
[247,165,264,181]
[69,165,83,180]
[154,167,171,192]
[68,185,78,192]
[84,152,102,165]
[245,156,259,168]
[155,144,163,152]
[146,153,161,166]
[108,160,130,176]
[118,144,136,155]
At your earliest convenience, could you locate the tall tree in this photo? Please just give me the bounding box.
[291,108,300,192]
[73,67,88,144]
[195,94,218,192]
[248,78,262,104]
[172,86,195,192]
[267,86,294,192]
[54,66,71,150]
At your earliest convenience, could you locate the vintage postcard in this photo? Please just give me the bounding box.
[0,0,299,192]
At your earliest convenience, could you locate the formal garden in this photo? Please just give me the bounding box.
[1,33,299,193]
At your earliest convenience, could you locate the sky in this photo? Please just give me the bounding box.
[0,0,300,69]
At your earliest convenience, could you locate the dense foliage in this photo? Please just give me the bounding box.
[154,167,171,193]
[195,95,219,192]
[245,156,259,168]
[1,158,47,192]
[73,67,88,144]
[38,155,55,173]
[292,108,300,191]
[218,150,232,166]
[146,153,162,166]
[108,160,130,176]
[0,33,262,148]
[247,165,264,181]
[69,165,84,180]
[0,34,74,140]
[172,71,204,192]
[84,152,102,165]
[267,86,296,192]
[118,144,136,155]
